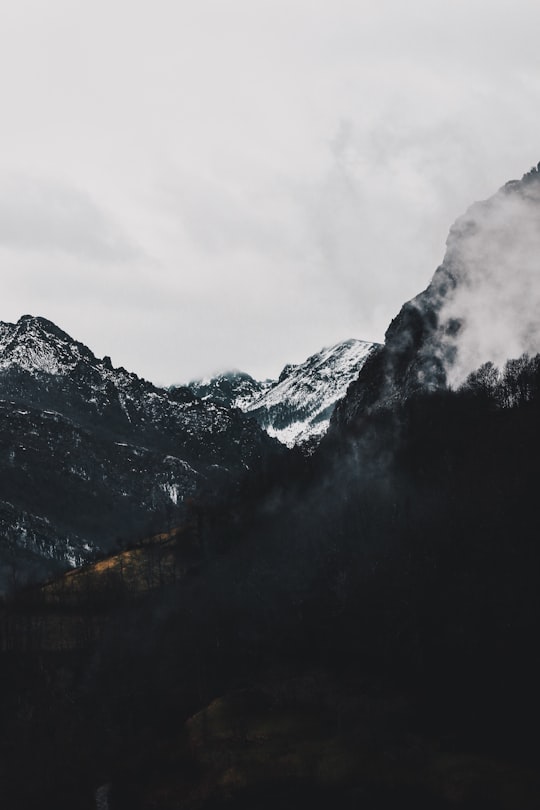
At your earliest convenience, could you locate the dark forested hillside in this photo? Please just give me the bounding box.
[2,357,540,808]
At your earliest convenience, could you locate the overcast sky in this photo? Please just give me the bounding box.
[2,0,540,384]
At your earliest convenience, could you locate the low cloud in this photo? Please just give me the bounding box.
[438,172,540,386]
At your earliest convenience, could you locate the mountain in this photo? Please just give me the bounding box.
[4,166,540,810]
[187,339,378,448]
[333,162,540,432]
[187,370,273,410]
[246,339,378,447]
[0,315,279,589]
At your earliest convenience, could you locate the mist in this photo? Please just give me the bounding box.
[434,170,540,387]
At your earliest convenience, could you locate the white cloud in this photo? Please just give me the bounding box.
[0,0,540,383]
[0,174,139,260]
[439,178,540,386]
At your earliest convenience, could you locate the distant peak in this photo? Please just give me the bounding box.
[15,314,75,343]
[0,314,100,376]
[18,314,54,327]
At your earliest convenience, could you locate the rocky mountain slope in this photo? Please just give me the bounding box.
[0,316,279,589]
[187,339,378,448]
[333,162,540,432]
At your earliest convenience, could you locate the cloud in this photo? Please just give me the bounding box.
[0,1,540,384]
[438,173,540,386]
[163,170,308,261]
[0,175,140,262]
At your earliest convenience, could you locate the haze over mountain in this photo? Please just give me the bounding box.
[334,162,540,431]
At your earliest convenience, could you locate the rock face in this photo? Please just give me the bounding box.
[187,340,378,449]
[333,163,540,432]
[0,316,278,588]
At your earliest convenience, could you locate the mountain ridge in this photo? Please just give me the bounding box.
[186,338,379,448]
[0,315,280,589]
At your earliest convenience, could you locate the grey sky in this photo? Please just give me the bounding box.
[2,0,540,384]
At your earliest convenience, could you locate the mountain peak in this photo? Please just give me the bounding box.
[187,369,271,410]
[17,313,82,346]
[18,313,65,331]
[187,339,379,448]
[0,314,95,375]
[246,339,378,447]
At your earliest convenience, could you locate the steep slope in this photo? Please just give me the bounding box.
[246,339,378,447]
[0,315,279,588]
[333,162,540,432]
[187,339,378,448]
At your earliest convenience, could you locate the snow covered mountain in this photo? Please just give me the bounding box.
[0,315,279,588]
[246,339,378,447]
[187,339,379,448]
